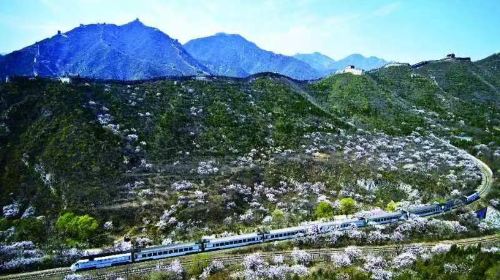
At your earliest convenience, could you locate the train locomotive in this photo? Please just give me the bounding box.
[70,191,480,271]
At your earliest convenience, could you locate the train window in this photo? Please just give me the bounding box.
[142,254,146,258]
[148,253,152,257]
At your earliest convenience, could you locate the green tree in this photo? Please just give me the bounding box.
[485,262,500,280]
[271,209,286,228]
[386,200,397,212]
[14,218,47,244]
[314,201,334,219]
[55,212,99,244]
[340,198,357,216]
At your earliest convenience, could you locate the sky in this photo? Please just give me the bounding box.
[0,0,499,63]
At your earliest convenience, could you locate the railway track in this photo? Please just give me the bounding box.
[2,234,498,280]
[472,156,493,198]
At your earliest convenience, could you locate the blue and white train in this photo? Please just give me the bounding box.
[70,192,480,271]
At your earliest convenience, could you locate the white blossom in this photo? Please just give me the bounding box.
[3,202,20,218]
[331,253,352,267]
[289,264,309,277]
[165,259,184,279]
[291,248,312,265]
[431,243,452,254]
[392,252,417,269]
[103,221,113,231]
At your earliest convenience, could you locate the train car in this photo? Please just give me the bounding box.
[464,192,480,204]
[337,218,366,229]
[408,203,442,217]
[70,253,131,271]
[264,226,306,241]
[204,232,262,251]
[134,242,200,262]
[439,200,457,212]
[366,211,405,224]
[305,217,366,235]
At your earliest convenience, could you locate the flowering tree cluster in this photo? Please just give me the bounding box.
[0,241,45,271]
[232,253,310,280]
[199,260,224,280]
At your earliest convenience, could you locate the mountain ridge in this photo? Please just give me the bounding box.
[184,32,322,80]
[0,19,209,80]
[294,52,389,75]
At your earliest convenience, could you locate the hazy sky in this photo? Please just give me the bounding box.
[1,0,499,63]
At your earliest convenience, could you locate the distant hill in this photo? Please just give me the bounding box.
[0,19,209,80]
[474,53,500,89]
[293,52,337,75]
[333,54,388,70]
[294,52,388,75]
[184,33,321,80]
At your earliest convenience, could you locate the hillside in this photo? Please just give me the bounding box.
[184,33,321,80]
[307,56,499,171]
[0,20,208,80]
[475,53,500,89]
[0,55,499,273]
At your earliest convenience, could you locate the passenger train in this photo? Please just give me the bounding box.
[70,192,480,271]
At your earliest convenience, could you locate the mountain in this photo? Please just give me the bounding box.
[294,52,388,75]
[293,52,337,76]
[333,54,388,70]
[0,19,209,80]
[184,33,321,80]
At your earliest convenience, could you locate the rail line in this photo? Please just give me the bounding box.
[2,234,498,280]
